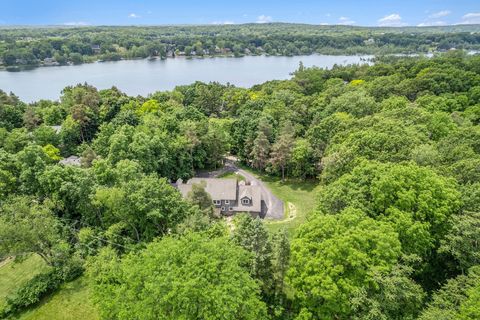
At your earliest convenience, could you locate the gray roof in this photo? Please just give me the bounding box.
[50,125,62,134]
[236,185,262,213]
[59,155,81,166]
[177,178,237,200]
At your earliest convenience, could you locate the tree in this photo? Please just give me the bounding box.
[458,283,480,320]
[187,182,215,217]
[16,144,51,195]
[93,175,196,242]
[325,90,378,118]
[88,233,268,320]
[317,161,461,259]
[233,214,274,296]
[269,121,294,181]
[419,266,480,320]
[42,144,61,161]
[271,228,290,302]
[289,138,315,178]
[0,196,70,267]
[439,212,480,273]
[351,257,425,320]
[250,131,271,171]
[288,208,401,319]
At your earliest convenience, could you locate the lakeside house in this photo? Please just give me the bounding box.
[176,178,265,217]
[59,155,81,166]
[91,45,101,54]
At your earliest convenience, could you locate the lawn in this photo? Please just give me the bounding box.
[0,254,49,309]
[18,277,99,320]
[217,170,246,182]
[239,167,320,237]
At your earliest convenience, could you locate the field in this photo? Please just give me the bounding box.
[18,277,99,320]
[0,255,49,310]
[237,167,320,236]
[217,170,246,181]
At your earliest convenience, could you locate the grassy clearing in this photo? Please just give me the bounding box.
[18,277,99,320]
[239,166,320,237]
[0,255,49,309]
[217,171,246,181]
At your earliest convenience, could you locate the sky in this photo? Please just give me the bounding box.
[1,0,480,27]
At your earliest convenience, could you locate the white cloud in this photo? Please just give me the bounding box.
[378,13,407,27]
[212,20,235,25]
[429,10,451,19]
[458,12,480,25]
[338,16,355,25]
[63,21,89,26]
[256,15,273,23]
[320,22,330,26]
[128,13,141,19]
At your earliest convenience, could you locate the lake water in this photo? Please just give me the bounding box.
[0,54,372,102]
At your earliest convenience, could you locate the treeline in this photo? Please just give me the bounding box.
[1,23,480,67]
[0,50,480,319]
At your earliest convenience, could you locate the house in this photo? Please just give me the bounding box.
[43,57,59,66]
[59,155,81,166]
[176,178,264,217]
[49,125,62,134]
[91,45,101,54]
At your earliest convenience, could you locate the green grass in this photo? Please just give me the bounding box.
[18,277,99,320]
[239,166,320,237]
[0,255,49,309]
[217,171,246,181]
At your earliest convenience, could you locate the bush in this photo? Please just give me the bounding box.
[0,260,84,317]
[0,269,62,317]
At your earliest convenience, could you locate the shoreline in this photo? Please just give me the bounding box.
[0,50,431,72]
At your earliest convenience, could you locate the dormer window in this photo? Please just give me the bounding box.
[225,200,230,205]
[213,200,221,205]
[241,198,250,205]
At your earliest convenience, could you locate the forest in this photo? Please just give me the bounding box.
[1,23,480,68]
[0,50,480,319]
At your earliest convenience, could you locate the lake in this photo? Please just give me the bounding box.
[0,54,372,102]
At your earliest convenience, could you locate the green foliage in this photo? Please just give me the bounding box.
[88,234,268,320]
[93,175,196,242]
[419,266,480,320]
[233,214,274,296]
[288,208,401,318]
[439,212,480,272]
[5,24,480,68]
[318,161,461,257]
[351,257,425,320]
[0,196,70,267]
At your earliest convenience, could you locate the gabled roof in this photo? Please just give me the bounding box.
[177,178,237,200]
[236,185,261,213]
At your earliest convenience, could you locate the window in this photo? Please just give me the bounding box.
[213,200,221,205]
[221,207,225,211]
[242,198,250,205]
[225,200,230,205]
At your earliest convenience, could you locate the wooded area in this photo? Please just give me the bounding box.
[1,24,480,68]
[1,50,480,319]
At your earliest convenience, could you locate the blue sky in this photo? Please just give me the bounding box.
[1,0,480,26]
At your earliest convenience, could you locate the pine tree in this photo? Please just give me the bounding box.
[269,121,294,181]
[250,131,271,171]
